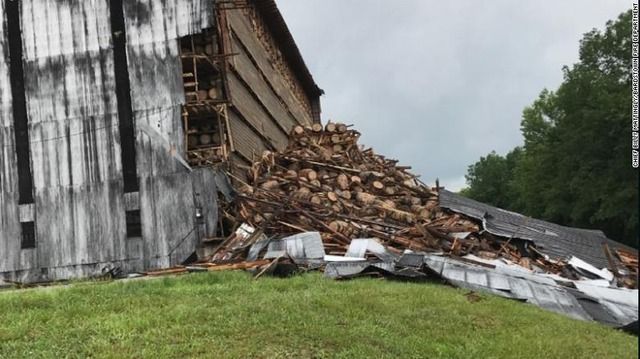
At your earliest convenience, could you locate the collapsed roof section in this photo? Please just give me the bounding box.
[197,231,639,329]
[438,190,635,270]
[213,123,637,287]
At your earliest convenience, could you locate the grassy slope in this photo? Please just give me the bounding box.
[0,272,636,359]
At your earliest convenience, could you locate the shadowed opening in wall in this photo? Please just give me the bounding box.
[20,221,36,249]
[110,0,139,193]
[7,0,34,205]
[179,29,232,167]
[125,210,142,238]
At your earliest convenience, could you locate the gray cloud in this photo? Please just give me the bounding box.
[277,0,630,190]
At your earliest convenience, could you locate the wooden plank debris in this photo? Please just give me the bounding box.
[195,122,637,289]
[210,123,562,273]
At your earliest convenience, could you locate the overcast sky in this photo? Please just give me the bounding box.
[276,1,631,191]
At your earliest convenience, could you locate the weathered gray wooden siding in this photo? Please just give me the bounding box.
[0,0,216,282]
[225,8,314,162]
[124,0,214,269]
[0,0,21,274]
[21,0,125,274]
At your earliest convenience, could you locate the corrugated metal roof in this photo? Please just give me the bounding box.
[422,254,638,326]
[322,252,638,326]
[254,0,323,99]
[438,190,636,269]
[345,238,398,262]
[324,261,397,279]
[264,232,325,260]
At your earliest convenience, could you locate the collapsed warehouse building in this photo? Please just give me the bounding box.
[0,0,322,283]
[0,1,637,332]
[199,124,638,330]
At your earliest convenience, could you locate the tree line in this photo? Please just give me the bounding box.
[460,10,638,248]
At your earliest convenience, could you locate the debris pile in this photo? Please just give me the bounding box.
[140,122,638,330]
[212,123,562,273]
[616,249,638,275]
[615,248,639,287]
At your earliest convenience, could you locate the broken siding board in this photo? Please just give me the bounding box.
[135,106,185,178]
[227,72,288,149]
[129,84,185,180]
[139,171,197,269]
[226,10,313,126]
[190,168,219,239]
[229,33,298,134]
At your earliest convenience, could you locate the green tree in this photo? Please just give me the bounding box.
[462,10,638,247]
[461,148,522,210]
[512,89,571,223]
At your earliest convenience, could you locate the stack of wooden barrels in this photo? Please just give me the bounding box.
[196,79,223,102]
[201,122,640,289]
[227,122,535,264]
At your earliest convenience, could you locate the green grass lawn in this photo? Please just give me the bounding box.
[0,272,636,358]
